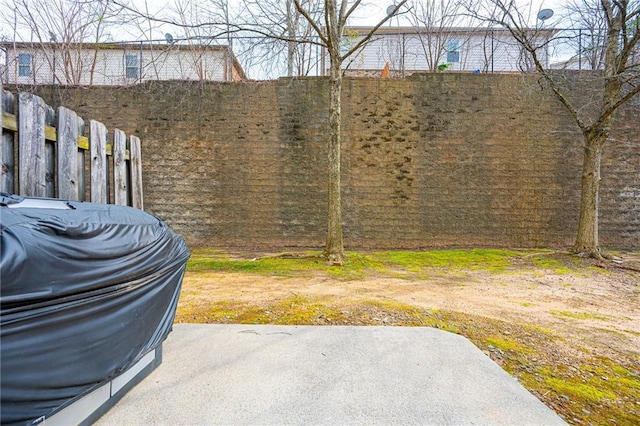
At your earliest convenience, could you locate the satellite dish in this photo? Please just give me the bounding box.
[537,9,554,21]
[165,33,175,44]
[386,4,396,16]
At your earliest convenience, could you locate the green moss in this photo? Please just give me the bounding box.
[529,256,572,274]
[186,249,534,280]
[186,248,618,282]
[551,310,612,321]
[521,357,640,424]
[484,337,535,355]
[544,377,617,402]
[528,324,555,335]
[235,308,271,324]
[374,249,522,272]
[271,295,347,325]
[582,362,640,392]
[201,301,248,322]
[187,252,325,276]
[593,327,629,338]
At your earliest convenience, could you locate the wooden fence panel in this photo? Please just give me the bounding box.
[77,118,86,201]
[113,129,127,205]
[44,106,56,198]
[1,90,15,193]
[0,90,143,208]
[57,106,79,200]
[90,119,108,204]
[18,93,47,197]
[130,135,144,210]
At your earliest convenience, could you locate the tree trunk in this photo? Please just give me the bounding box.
[323,58,344,265]
[572,4,620,260]
[572,131,606,258]
[286,0,296,77]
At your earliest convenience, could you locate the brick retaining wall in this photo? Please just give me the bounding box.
[23,73,640,249]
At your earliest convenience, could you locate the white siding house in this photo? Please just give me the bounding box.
[338,27,556,75]
[1,42,245,85]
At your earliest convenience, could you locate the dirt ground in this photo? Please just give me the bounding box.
[176,251,640,424]
[179,253,640,356]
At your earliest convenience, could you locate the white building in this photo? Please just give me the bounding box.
[337,27,557,76]
[1,42,245,85]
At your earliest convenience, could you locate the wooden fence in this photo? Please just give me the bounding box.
[1,89,143,209]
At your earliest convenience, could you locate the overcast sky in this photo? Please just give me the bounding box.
[121,0,566,42]
[0,0,567,43]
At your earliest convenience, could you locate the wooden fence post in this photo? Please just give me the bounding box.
[44,105,56,198]
[130,135,143,210]
[57,106,79,200]
[1,89,15,194]
[90,119,108,203]
[113,129,127,205]
[77,117,86,201]
[18,93,47,197]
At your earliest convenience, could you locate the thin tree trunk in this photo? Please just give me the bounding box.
[286,0,296,77]
[572,4,620,260]
[323,59,344,265]
[572,131,606,258]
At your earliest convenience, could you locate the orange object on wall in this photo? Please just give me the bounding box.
[381,62,390,78]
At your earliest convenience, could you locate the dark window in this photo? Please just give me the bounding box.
[18,53,32,76]
[126,54,138,79]
[446,39,460,63]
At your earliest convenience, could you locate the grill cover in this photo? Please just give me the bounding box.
[1,194,190,425]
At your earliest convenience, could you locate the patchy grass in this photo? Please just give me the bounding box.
[529,256,573,274]
[270,295,347,325]
[551,310,613,322]
[484,336,535,355]
[186,250,325,276]
[450,316,640,426]
[177,295,458,331]
[373,249,522,273]
[186,248,619,281]
[546,376,616,402]
[187,248,538,280]
[517,359,640,425]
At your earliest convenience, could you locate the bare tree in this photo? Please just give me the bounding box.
[469,0,640,259]
[120,0,173,80]
[407,0,477,72]
[564,0,609,70]
[292,0,409,264]
[115,0,242,81]
[171,0,227,81]
[113,0,317,79]
[237,0,323,77]
[0,0,120,84]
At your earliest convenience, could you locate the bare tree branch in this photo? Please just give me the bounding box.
[466,0,639,258]
[342,0,409,60]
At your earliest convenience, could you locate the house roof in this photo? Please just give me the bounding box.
[0,41,232,51]
[344,26,558,36]
[0,41,246,80]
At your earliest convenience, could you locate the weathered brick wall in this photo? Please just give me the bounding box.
[23,74,639,249]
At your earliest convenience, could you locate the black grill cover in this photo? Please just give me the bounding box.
[1,194,190,425]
